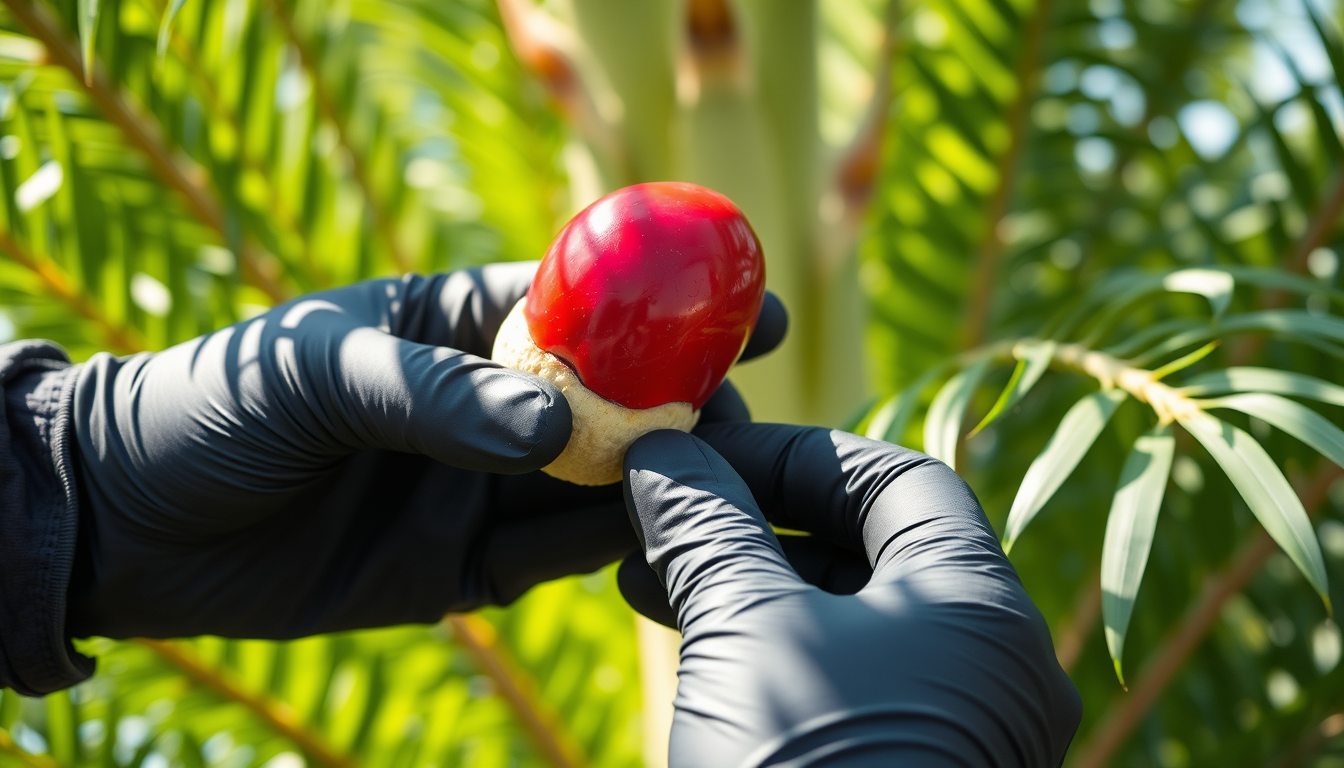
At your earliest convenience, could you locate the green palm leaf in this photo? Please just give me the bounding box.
[1202,393,1344,469]
[922,358,990,469]
[970,339,1055,435]
[1177,409,1331,611]
[1002,389,1127,553]
[1101,426,1174,688]
[1180,367,1344,406]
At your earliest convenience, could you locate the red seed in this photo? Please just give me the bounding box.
[525,182,766,411]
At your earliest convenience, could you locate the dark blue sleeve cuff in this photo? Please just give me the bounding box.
[0,340,95,695]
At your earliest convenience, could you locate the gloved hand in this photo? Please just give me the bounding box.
[621,424,1081,768]
[61,262,786,640]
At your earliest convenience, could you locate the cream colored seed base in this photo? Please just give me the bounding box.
[491,298,699,486]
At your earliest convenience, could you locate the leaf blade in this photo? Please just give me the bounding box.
[1181,367,1344,407]
[78,0,100,85]
[1101,426,1175,688]
[156,0,192,65]
[1003,389,1129,552]
[1203,392,1344,469]
[865,364,948,444]
[970,339,1055,435]
[1178,410,1331,609]
[1162,268,1235,319]
[922,359,990,470]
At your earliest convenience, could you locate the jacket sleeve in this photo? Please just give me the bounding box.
[0,340,95,695]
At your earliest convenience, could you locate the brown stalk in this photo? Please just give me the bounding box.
[1285,169,1344,282]
[136,639,356,768]
[262,0,411,274]
[143,0,323,284]
[957,0,1055,351]
[495,0,621,173]
[684,0,739,82]
[0,0,288,303]
[1069,462,1344,768]
[0,231,147,353]
[444,614,587,768]
[0,726,62,768]
[1053,566,1102,674]
[1271,712,1344,768]
[828,0,903,259]
[495,0,579,112]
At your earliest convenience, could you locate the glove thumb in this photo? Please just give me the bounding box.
[294,315,571,473]
[623,430,805,631]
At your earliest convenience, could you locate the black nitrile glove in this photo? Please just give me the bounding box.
[57,262,785,641]
[621,425,1081,768]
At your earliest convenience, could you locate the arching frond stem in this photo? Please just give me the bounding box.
[263,0,411,273]
[0,231,147,353]
[0,725,62,768]
[958,0,1055,351]
[135,639,357,768]
[443,615,588,768]
[1068,461,1343,768]
[140,0,323,285]
[1052,565,1101,674]
[0,0,288,303]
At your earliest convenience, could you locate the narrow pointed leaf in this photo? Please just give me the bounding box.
[1305,3,1344,105]
[1162,269,1235,319]
[1203,393,1344,468]
[1132,310,1344,366]
[78,0,100,84]
[1101,426,1175,688]
[157,0,192,64]
[923,359,990,470]
[1178,410,1331,610]
[970,340,1056,435]
[1181,367,1344,407]
[1003,389,1128,552]
[866,364,946,444]
[1150,341,1219,381]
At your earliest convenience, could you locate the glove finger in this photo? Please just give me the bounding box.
[693,423,1003,582]
[617,534,871,629]
[274,303,571,473]
[398,262,538,356]
[477,501,637,606]
[739,290,787,363]
[623,430,807,629]
[696,379,750,425]
[617,552,677,628]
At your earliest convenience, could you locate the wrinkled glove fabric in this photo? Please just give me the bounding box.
[623,425,1082,768]
[0,263,784,693]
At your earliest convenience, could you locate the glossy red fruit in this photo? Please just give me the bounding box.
[525,182,766,411]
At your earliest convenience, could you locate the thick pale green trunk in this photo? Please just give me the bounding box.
[565,0,866,426]
[565,0,678,183]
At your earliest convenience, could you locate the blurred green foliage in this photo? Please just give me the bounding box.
[4,0,1344,765]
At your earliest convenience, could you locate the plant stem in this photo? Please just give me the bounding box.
[0,231,146,353]
[135,639,357,768]
[0,725,62,768]
[443,615,587,768]
[958,0,1055,351]
[0,0,288,303]
[1270,711,1344,768]
[1068,461,1344,768]
[1053,566,1102,674]
[263,0,412,274]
